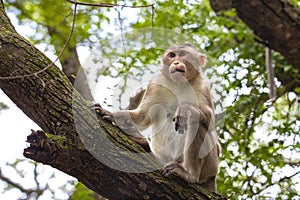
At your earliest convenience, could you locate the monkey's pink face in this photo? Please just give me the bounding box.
[161,47,205,83]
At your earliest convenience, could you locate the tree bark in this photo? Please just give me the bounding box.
[47,24,94,101]
[0,1,225,199]
[210,0,300,71]
[60,45,94,101]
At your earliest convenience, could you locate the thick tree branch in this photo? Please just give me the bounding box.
[0,0,14,32]
[210,0,300,71]
[0,1,225,199]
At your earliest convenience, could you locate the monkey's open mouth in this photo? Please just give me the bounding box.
[171,69,185,73]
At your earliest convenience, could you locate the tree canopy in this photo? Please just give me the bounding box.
[0,0,299,199]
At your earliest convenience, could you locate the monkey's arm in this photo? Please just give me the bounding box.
[112,109,151,133]
[114,83,165,132]
[91,103,151,152]
[90,86,154,133]
[113,92,156,132]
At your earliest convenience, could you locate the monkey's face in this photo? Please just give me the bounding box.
[161,45,206,83]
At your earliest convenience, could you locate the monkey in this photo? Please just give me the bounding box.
[96,43,220,192]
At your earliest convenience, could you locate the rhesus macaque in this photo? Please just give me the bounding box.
[96,43,220,192]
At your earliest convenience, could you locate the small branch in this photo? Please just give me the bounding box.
[0,168,43,196]
[284,159,300,167]
[253,170,300,196]
[265,47,277,99]
[66,0,155,8]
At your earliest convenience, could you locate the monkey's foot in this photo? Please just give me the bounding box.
[162,162,198,183]
[162,161,184,176]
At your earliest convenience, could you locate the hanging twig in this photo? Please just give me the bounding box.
[117,5,128,68]
[265,47,277,99]
[66,0,155,8]
[0,2,78,80]
[151,3,155,28]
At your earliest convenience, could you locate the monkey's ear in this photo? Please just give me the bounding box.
[183,42,193,47]
[199,53,207,67]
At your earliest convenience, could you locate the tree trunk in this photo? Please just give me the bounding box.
[60,45,94,101]
[0,1,225,199]
[209,0,300,71]
[47,24,94,101]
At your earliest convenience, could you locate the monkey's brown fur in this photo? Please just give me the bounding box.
[100,43,220,192]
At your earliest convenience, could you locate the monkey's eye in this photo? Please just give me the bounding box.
[168,52,176,58]
[179,51,186,57]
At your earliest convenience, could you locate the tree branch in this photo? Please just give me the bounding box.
[209,0,300,71]
[0,167,43,196]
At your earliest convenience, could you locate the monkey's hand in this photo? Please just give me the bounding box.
[173,103,213,134]
[173,102,195,134]
[91,105,151,152]
[91,105,139,136]
[90,103,115,123]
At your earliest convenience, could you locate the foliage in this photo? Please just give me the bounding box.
[5,0,110,60]
[2,0,300,199]
[70,182,101,200]
[0,102,8,112]
[291,0,300,9]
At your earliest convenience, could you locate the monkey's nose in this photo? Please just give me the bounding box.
[173,61,179,65]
